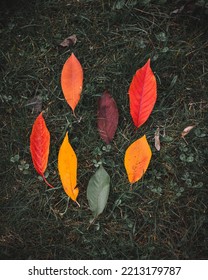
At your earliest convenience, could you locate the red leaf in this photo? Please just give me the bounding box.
[30,112,54,188]
[97,90,119,144]
[128,59,157,128]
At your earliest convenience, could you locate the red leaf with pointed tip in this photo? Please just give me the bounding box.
[97,91,119,144]
[128,59,157,128]
[30,112,54,188]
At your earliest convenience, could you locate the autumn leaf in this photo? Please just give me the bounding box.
[58,132,79,206]
[97,90,119,144]
[124,135,152,184]
[30,112,54,188]
[61,53,83,113]
[87,165,110,218]
[154,127,161,151]
[59,34,77,47]
[181,125,195,138]
[128,59,157,128]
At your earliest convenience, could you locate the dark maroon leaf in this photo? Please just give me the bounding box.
[97,90,119,144]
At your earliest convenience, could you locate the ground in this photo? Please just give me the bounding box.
[0,0,207,260]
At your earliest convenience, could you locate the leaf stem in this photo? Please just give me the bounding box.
[75,200,80,207]
[42,174,54,188]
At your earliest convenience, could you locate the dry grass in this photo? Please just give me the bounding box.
[0,0,207,259]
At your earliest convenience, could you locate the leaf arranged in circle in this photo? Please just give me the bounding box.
[30,112,54,188]
[97,90,119,144]
[124,135,152,184]
[58,132,79,206]
[87,165,110,218]
[128,59,157,128]
[61,53,83,112]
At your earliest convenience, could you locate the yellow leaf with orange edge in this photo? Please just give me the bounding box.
[124,135,152,184]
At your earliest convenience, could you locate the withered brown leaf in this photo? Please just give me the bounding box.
[154,127,161,151]
[181,125,195,138]
[59,34,77,47]
[97,90,119,144]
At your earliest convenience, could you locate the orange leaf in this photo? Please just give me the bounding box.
[58,132,79,205]
[124,135,152,184]
[30,112,54,188]
[61,53,83,112]
[128,59,157,128]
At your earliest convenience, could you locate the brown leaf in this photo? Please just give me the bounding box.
[154,127,160,151]
[59,34,77,47]
[97,90,119,144]
[181,125,195,138]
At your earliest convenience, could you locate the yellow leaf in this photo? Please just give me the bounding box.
[124,135,152,184]
[58,132,79,205]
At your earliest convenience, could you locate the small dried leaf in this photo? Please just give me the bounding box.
[154,127,161,151]
[59,34,77,47]
[170,5,184,15]
[181,125,195,138]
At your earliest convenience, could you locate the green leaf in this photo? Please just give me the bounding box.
[87,165,110,218]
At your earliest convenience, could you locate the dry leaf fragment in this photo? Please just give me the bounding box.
[154,127,161,151]
[170,5,184,15]
[181,125,195,138]
[59,34,77,47]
